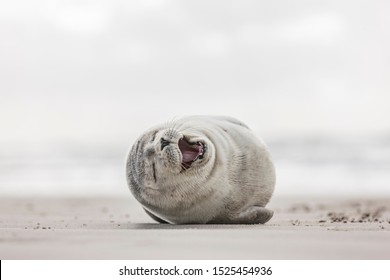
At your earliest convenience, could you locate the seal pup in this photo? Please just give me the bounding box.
[126,116,275,224]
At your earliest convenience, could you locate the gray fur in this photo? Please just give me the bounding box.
[126,116,276,224]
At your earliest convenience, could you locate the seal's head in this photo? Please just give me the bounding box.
[126,124,215,207]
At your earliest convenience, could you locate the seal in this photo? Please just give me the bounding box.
[126,116,275,224]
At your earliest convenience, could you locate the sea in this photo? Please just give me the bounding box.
[1,136,389,197]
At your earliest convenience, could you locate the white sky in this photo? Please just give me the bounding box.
[1,1,390,196]
[1,0,390,149]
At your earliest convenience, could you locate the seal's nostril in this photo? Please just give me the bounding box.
[160,138,170,150]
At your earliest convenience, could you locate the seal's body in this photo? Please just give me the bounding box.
[126,116,275,224]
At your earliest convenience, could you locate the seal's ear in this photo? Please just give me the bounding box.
[212,116,250,129]
[234,206,274,224]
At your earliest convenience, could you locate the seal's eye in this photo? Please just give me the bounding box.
[151,131,157,142]
[160,138,170,150]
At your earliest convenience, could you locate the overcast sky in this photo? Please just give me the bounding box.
[1,0,390,150]
[1,1,390,197]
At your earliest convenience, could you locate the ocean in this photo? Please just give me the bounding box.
[1,136,389,197]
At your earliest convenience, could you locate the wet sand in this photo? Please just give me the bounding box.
[0,196,389,259]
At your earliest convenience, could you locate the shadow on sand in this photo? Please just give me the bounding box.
[123,223,264,230]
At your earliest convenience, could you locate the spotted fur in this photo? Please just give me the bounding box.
[126,116,275,224]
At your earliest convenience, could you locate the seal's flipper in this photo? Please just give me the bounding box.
[235,206,274,224]
[143,208,169,224]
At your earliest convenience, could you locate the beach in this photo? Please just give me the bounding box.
[1,196,389,259]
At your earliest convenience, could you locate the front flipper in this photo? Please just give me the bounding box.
[233,206,274,224]
[143,208,169,224]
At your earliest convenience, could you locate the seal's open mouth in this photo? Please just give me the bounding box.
[178,137,204,170]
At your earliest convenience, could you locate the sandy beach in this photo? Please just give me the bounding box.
[0,196,389,260]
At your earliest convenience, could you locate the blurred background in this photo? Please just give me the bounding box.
[1,0,389,197]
